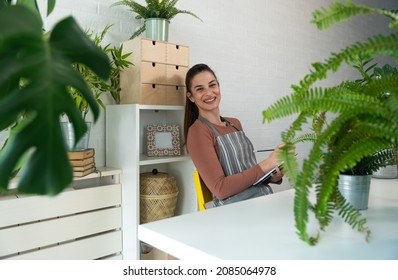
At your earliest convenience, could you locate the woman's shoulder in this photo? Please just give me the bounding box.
[187,119,215,151]
[188,119,213,136]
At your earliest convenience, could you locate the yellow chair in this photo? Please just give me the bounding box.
[193,170,214,211]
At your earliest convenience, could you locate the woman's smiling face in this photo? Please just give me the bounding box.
[187,71,221,113]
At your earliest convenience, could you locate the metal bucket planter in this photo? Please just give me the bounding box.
[145,18,170,41]
[61,122,91,151]
[338,174,372,210]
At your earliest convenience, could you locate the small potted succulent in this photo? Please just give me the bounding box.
[111,0,202,41]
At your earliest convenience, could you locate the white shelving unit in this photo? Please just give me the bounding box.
[0,167,122,260]
[106,104,197,260]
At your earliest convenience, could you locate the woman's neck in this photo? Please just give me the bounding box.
[199,111,225,126]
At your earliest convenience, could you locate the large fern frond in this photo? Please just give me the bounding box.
[311,0,398,30]
[263,86,384,122]
[334,189,370,240]
[111,0,148,19]
[292,33,398,93]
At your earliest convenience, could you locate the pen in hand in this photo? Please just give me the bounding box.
[254,149,275,153]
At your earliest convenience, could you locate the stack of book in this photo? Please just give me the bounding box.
[68,148,96,177]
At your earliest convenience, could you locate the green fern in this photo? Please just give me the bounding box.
[111,0,202,39]
[311,0,398,30]
[263,2,398,245]
[293,33,398,94]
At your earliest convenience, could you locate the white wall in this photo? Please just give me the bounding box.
[33,0,396,175]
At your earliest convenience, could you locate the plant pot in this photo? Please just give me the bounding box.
[338,174,371,210]
[61,122,92,151]
[145,18,169,41]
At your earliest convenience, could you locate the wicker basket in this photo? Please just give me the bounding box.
[140,170,179,224]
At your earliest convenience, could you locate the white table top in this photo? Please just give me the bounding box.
[138,178,398,260]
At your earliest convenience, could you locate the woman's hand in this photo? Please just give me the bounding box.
[258,144,283,173]
[269,166,283,183]
[258,144,295,182]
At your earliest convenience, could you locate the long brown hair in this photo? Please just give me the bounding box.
[183,64,218,145]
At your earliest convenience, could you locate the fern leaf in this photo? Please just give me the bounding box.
[263,86,384,123]
[292,133,318,144]
[334,187,371,239]
[311,0,398,30]
[296,33,398,92]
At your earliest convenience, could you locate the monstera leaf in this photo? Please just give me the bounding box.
[0,5,110,195]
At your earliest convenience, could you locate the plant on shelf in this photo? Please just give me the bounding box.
[262,1,398,245]
[111,0,202,40]
[0,0,110,195]
[68,24,133,120]
[61,25,132,151]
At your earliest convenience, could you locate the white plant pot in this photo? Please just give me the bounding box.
[145,18,169,41]
[61,122,91,151]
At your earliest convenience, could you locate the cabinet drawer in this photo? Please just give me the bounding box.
[0,184,121,228]
[139,84,185,106]
[166,85,186,106]
[141,62,167,84]
[140,84,167,105]
[167,43,189,66]
[141,39,167,63]
[8,231,122,260]
[166,65,188,86]
[0,208,121,258]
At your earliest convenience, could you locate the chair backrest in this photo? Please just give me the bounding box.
[193,170,213,211]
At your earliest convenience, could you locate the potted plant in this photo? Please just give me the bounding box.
[335,60,398,210]
[0,0,110,195]
[61,24,133,151]
[111,0,202,41]
[371,65,398,179]
[262,1,398,245]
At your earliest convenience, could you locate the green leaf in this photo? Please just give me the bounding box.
[47,0,56,15]
[311,0,397,31]
[16,0,41,22]
[0,5,110,195]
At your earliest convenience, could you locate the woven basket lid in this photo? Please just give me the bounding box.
[140,169,178,195]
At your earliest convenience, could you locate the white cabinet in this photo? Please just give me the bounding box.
[0,167,122,260]
[106,104,197,260]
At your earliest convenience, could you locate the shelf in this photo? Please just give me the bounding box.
[139,154,191,165]
[8,166,121,189]
[138,104,184,111]
[73,166,121,180]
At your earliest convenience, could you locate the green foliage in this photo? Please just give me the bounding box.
[262,1,398,245]
[112,0,202,39]
[68,25,133,119]
[0,2,110,195]
[311,0,398,30]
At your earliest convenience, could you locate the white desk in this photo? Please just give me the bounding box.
[138,178,398,260]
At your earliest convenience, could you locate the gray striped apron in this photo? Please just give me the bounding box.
[199,116,273,206]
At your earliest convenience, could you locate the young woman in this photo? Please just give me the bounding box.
[184,63,287,207]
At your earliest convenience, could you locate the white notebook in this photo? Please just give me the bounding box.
[253,162,284,186]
